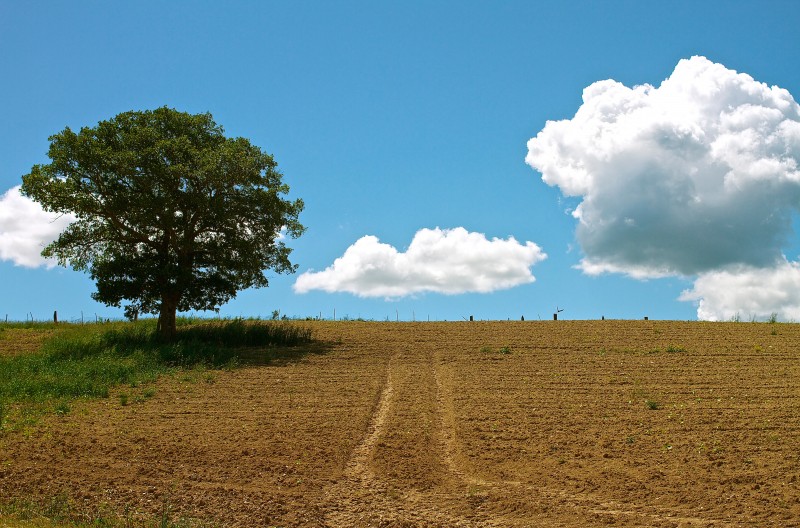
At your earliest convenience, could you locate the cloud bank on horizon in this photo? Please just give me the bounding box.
[0,185,75,268]
[293,227,546,298]
[527,55,800,320]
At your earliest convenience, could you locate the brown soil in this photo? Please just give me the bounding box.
[1,321,799,527]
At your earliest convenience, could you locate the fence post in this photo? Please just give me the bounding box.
[53,311,58,324]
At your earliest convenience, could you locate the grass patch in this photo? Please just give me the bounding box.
[0,319,316,429]
[0,492,216,527]
[645,399,661,410]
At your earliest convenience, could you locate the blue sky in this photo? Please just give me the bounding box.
[2,1,800,322]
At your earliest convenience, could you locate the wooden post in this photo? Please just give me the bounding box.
[469,315,474,322]
[53,311,58,324]
[644,316,649,321]
[553,313,558,320]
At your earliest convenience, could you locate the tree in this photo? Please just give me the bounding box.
[21,107,304,339]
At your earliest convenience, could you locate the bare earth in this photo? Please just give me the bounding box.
[1,321,799,527]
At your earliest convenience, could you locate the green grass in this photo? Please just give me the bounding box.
[0,492,218,527]
[0,318,315,429]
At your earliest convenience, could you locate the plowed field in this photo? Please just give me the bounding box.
[1,321,799,527]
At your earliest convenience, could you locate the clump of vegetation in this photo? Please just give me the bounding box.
[0,319,316,427]
[480,345,512,355]
[665,344,687,353]
[0,491,212,527]
[645,399,661,410]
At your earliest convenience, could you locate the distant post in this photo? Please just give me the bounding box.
[469,315,474,322]
[53,311,58,324]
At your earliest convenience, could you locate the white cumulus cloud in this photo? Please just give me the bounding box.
[680,259,800,321]
[293,227,546,298]
[0,185,75,268]
[526,56,800,319]
[526,55,800,278]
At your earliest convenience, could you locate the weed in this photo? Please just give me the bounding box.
[119,393,129,406]
[771,327,778,335]
[645,399,661,410]
[54,401,70,415]
[143,387,156,399]
[768,312,778,324]
[665,344,687,353]
[0,400,4,430]
[479,346,492,353]
[498,346,512,354]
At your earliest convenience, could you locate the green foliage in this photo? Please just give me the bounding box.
[645,399,661,410]
[665,344,687,353]
[0,320,315,414]
[768,312,778,324]
[20,107,304,339]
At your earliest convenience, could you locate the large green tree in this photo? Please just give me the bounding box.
[21,107,304,339]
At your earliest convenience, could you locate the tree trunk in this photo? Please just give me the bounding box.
[158,295,179,341]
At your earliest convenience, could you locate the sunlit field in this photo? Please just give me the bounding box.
[1,320,798,527]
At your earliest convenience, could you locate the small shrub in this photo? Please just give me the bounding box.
[479,346,492,354]
[119,393,129,406]
[54,402,70,415]
[768,312,778,324]
[143,387,156,399]
[645,399,660,410]
[665,344,686,353]
[498,346,512,355]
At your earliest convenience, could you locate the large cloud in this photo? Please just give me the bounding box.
[526,55,800,278]
[293,227,546,298]
[680,259,800,321]
[526,56,800,319]
[0,186,75,268]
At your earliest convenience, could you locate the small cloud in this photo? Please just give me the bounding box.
[293,227,546,298]
[0,186,75,268]
[680,258,800,321]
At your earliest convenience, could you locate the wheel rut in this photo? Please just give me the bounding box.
[321,348,490,527]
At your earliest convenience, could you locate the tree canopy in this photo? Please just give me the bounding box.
[21,107,304,338]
